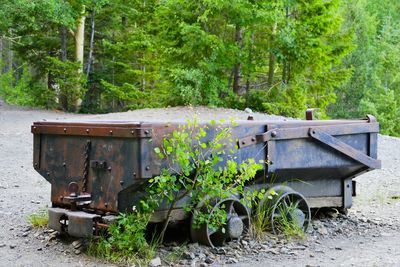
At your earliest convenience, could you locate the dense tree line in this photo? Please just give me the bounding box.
[0,0,399,135]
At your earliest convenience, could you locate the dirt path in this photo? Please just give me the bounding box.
[0,101,399,267]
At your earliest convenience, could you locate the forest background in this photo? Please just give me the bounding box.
[0,0,399,136]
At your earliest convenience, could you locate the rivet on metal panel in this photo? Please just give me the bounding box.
[131,130,135,135]
[63,128,67,133]
[108,166,112,172]
[251,137,256,142]
[145,166,150,171]
[86,129,90,134]
[242,141,246,145]
[271,131,277,137]
[109,130,113,135]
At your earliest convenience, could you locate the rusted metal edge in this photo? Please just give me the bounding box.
[31,125,153,138]
[309,128,381,170]
[238,122,379,149]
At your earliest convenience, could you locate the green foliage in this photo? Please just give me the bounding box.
[88,212,157,265]
[150,119,263,239]
[28,208,49,228]
[46,57,86,112]
[0,64,55,108]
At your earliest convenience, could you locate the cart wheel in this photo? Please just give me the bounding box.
[260,186,310,235]
[190,198,250,247]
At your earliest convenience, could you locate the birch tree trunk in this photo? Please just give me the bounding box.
[267,22,277,88]
[86,9,95,77]
[233,25,243,95]
[75,6,86,69]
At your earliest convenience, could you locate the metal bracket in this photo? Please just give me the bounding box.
[309,128,381,169]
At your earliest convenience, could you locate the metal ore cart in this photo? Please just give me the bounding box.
[31,111,380,247]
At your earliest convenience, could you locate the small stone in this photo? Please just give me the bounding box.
[335,247,342,250]
[37,247,42,251]
[0,244,5,248]
[226,257,239,264]
[74,249,81,255]
[317,227,328,235]
[200,263,208,267]
[241,240,248,246]
[72,240,82,249]
[9,245,16,249]
[309,254,315,258]
[184,251,196,260]
[190,259,196,267]
[205,257,214,264]
[22,232,29,237]
[149,257,161,267]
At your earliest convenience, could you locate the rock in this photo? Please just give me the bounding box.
[0,244,5,248]
[22,232,29,237]
[200,263,208,267]
[190,259,196,267]
[335,247,343,250]
[9,245,16,249]
[244,108,253,113]
[226,257,239,264]
[72,240,82,249]
[241,240,248,246]
[205,257,214,264]
[317,226,328,235]
[37,247,42,251]
[184,251,196,260]
[74,249,81,255]
[149,257,161,267]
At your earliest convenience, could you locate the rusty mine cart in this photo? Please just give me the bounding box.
[31,111,381,247]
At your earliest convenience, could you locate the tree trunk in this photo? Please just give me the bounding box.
[245,32,255,94]
[6,38,13,73]
[0,37,3,72]
[75,6,86,69]
[59,25,68,110]
[233,25,243,95]
[86,9,95,77]
[267,23,277,88]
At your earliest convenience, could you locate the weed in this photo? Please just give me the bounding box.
[164,243,187,264]
[273,201,306,240]
[87,212,158,266]
[28,208,48,227]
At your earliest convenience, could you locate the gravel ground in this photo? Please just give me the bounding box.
[0,100,399,267]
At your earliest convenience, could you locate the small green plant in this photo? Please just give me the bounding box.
[250,188,276,240]
[273,201,306,240]
[88,212,158,265]
[28,208,49,227]
[150,118,263,242]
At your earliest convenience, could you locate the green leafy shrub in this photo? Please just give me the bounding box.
[88,212,157,265]
[150,118,263,241]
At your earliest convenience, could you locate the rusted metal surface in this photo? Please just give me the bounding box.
[32,114,381,237]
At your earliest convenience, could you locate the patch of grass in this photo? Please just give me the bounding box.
[251,189,306,240]
[164,243,187,265]
[87,212,158,266]
[28,208,48,227]
[274,202,305,240]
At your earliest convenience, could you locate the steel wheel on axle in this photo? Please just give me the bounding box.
[190,198,250,247]
[260,186,311,235]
